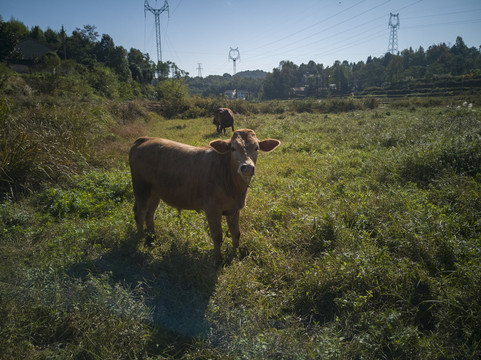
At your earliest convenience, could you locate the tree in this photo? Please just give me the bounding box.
[412,46,426,67]
[169,62,188,79]
[331,60,349,92]
[44,28,60,48]
[450,55,465,76]
[95,34,115,64]
[110,46,131,82]
[386,55,404,83]
[157,61,171,79]
[262,68,284,99]
[451,36,468,57]
[66,25,99,66]
[356,62,386,90]
[262,61,298,99]
[0,21,18,61]
[426,43,451,66]
[128,48,154,84]
[156,79,190,117]
[5,18,28,40]
[30,25,45,42]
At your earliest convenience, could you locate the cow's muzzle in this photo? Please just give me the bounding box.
[239,163,255,177]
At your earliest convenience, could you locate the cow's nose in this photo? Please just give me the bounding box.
[239,164,255,176]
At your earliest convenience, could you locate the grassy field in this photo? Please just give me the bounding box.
[1,97,481,359]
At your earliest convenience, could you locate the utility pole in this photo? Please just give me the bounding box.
[144,0,169,63]
[197,63,203,78]
[228,47,240,75]
[388,13,400,55]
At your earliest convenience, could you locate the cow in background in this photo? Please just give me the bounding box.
[213,108,235,134]
[129,129,280,263]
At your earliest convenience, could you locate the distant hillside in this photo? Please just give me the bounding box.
[233,70,267,79]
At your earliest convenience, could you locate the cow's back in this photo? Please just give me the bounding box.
[221,108,234,124]
[129,137,229,210]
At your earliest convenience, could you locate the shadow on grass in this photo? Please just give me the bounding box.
[202,131,230,140]
[67,230,220,356]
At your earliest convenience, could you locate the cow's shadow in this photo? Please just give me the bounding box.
[67,231,220,353]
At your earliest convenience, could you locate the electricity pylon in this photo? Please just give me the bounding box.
[197,63,203,78]
[388,13,400,55]
[229,47,240,75]
[145,0,169,63]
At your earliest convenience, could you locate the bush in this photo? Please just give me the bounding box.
[156,79,190,118]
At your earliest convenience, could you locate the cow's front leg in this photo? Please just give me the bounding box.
[226,211,241,249]
[206,210,223,263]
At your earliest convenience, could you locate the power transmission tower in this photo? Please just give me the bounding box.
[388,13,400,55]
[197,63,203,77]
[228,47,240,75]
[144,0,169,63]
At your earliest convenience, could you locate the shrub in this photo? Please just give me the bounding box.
[156,79,190,118]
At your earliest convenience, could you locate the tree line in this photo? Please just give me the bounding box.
[187,37,481,99]
[260,37,481,99]
[1,18,185,84]
[1,17,480,100]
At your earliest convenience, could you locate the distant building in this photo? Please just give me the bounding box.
[290,86,306,97]
[236,89,249,100]
[224,89,249,100]
[8,38,55,73]
[224,89,236,99]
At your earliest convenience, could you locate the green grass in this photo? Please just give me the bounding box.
[1,98,481,359]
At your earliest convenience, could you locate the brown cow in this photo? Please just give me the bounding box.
[213,107,235,134]
[129,129,280,262]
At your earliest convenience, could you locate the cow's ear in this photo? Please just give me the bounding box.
[210,139,231,154]
[259,139,280,152]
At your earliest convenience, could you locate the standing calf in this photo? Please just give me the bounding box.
[213,108,235,134]
[129,129,280,262]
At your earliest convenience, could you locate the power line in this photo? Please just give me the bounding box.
[243,0,428,65]
[250,0,369,51]
[251,0,392,57]
[169,0,183,17]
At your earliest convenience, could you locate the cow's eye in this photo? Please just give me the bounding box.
[231,147,236,152]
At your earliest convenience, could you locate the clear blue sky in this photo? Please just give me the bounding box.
[1,0,480,76]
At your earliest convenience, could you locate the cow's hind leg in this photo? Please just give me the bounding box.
[132,179,151,234]
[133,199,147,233]
[145,193,161,233]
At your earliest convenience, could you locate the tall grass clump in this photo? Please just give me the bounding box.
[0,97,108,197]
[0,268,152,359]
[392,108,481,185]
